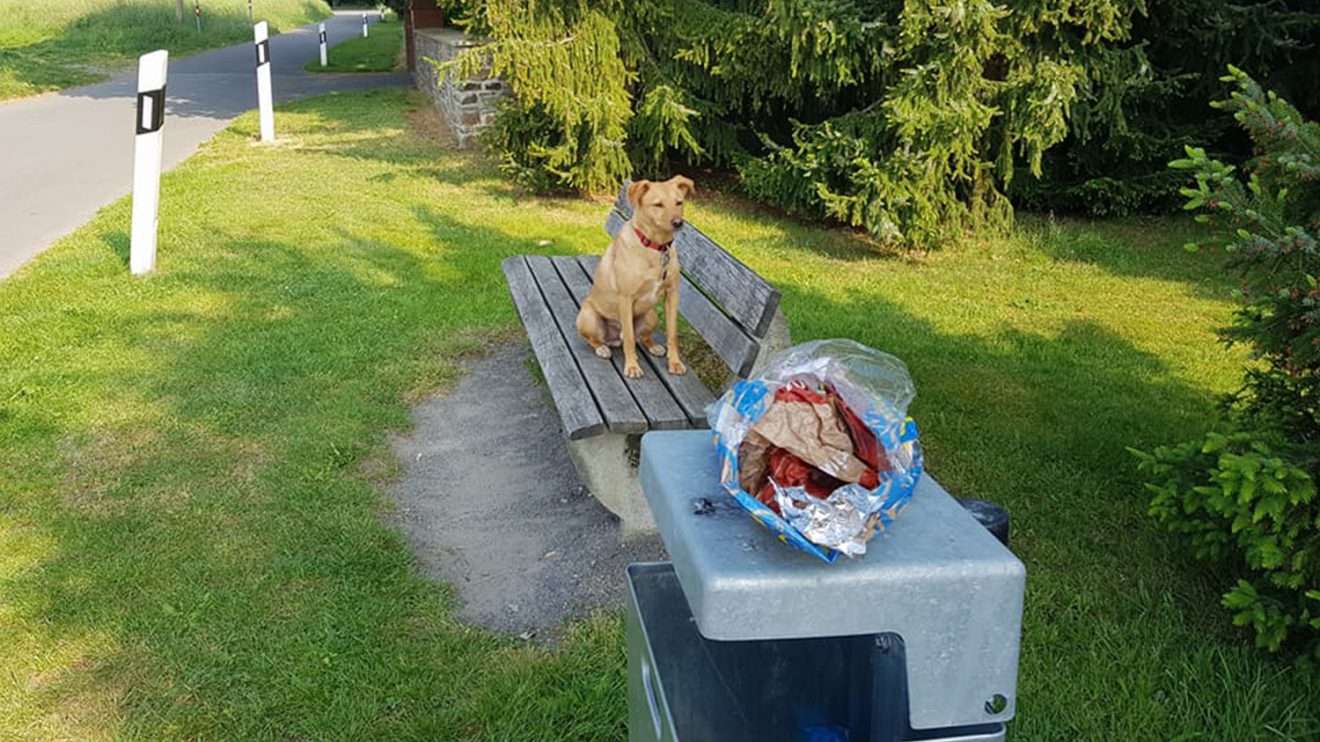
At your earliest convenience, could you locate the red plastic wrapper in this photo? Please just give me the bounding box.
[743,381,888,513]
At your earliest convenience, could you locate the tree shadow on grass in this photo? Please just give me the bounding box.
[277,91,523,200]
[1019,213,1233,301]
[689,196,1235,307]
[0,47,100,97]
[100,231,130,268]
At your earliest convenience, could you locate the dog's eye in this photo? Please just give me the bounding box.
[676,201,684,206]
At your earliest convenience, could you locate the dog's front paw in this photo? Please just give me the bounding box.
[624,361,644,379]
[668,358,687,375]
[594,345,612,359]
[646,343,667,357]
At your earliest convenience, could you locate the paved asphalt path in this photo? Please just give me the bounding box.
[0,11,410,278]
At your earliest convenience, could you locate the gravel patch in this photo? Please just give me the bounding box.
[388,342,665,639]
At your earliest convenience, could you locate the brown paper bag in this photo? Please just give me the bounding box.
[750,400,869,484]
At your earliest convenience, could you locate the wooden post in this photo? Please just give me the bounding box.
[318,22,327,68]
[405,7,413,71]
[130,50,169,275]
[254,21,274,142]
[406,0,447,73]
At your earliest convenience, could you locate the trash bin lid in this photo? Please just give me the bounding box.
[638,429,1025,732]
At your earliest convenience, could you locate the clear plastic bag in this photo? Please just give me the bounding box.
[708,339,924,561]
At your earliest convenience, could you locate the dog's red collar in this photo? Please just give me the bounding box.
[633,227,671,252]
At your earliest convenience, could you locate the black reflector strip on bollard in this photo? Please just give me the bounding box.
[319,31,327,44]
[255,39,270,66]
[136,87,166,135]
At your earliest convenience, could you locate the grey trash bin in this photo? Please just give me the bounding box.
[629,431,1026,742]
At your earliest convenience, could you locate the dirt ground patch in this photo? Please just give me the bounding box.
[388,343,665,639]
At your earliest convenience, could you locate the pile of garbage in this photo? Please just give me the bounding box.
[708,339,924,561]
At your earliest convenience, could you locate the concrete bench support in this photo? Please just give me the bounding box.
[566,434,655,538]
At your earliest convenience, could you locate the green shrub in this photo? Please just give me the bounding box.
[438,0,1135,250]
[1025,0,1320,217]
[437,2,1320,234]
[1132,434,1319,659]
[445,3,632,193]
[1133,67,1320,661]
[1173,67,1320,449]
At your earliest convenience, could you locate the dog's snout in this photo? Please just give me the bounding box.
[671,218,685,229]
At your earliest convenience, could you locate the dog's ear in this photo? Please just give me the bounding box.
[626,180,652,208]
[672,175,695,199]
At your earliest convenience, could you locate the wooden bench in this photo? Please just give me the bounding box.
[500,183,791,536]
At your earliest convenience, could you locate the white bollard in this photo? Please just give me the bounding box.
[362,12,368,37]
[318,22,327,67]
[254,21,274,142]
[130,50,169,276]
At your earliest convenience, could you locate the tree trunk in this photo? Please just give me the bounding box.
[176,0,185,23]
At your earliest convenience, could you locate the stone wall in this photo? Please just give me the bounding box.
[412,28,505,148]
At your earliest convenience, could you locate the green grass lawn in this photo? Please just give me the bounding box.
[0,0,330,100]
[305,16,401,73]
[2,88,1318,739]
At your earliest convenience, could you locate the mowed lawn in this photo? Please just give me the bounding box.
[1,88,1317,739]
[305,16,402,73]
[0,0,329,100]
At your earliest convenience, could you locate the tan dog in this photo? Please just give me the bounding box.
[576,176,693,379]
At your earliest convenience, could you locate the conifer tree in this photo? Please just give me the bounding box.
[441,0,1140,248]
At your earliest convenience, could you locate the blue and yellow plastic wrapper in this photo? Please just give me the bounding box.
[707,339,924,562]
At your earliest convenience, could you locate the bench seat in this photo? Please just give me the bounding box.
[501,254,713,439]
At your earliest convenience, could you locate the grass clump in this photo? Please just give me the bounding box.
[0,89,1317,738]
[305,15,400,73]
[0,0,330,100]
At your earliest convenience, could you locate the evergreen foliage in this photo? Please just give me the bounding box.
[441,1,632,192]
[440,0,1136,249]
[436,0,1319,246]
[1133,69,1320,662]
[1020,0,1320,216]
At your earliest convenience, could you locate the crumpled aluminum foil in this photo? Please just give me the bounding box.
[774,482,883,557]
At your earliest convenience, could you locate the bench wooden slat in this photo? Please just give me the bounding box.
[523,256,649,435]
[500,257,606,440]
[551,256,695,430]
[614,184,782,337]
[572,255,713,426]
[605,211,762,378]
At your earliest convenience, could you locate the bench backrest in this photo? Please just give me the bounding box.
[607,182,782,378]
